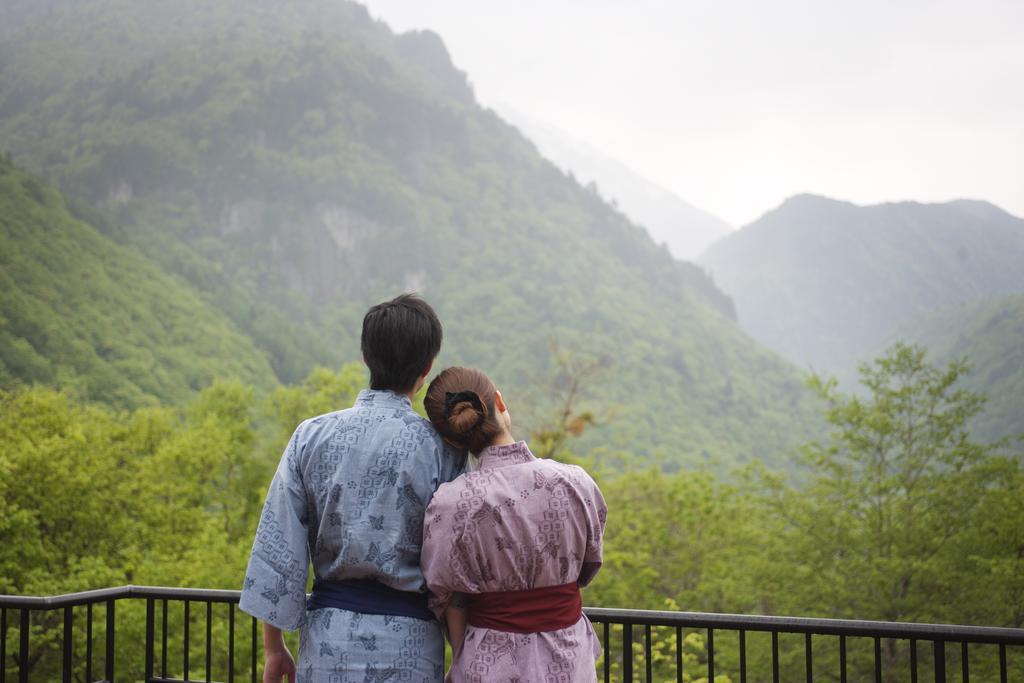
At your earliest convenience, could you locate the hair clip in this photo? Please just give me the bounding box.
[444,390,483,417]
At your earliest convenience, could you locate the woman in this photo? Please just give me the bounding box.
[421,367,607,682]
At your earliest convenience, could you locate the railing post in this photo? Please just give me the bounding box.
[622,623,633,683]
[105,599,115,682]
[739,629,746,683]
[145,598,155,682]
[771,630,780,683]
[676,626,683,683]
[934,640,945,683]
[1,608,6,683]
[86,604,93,683]
[804,632,812,683]
[18,610,28,683]
[707,628,714,683]
[910,639,917,683]
[206,601,213,682]
[874,637,882,683]
[250,615,257,683]
[184,599,190,681]
[62,606,72,683]
[840,634,848,683]
[229,603,236,683]
[644,624,652,682]
[162,600,168,680]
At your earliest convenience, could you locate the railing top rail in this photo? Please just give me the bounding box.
[1,585,1023,645]
[0,585,131,608]
[585,607,1024,645]
[128,585,242,603]
[0,585,240,608]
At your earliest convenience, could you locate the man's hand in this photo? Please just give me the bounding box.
[263,647,296,683]
[262,623,296,683]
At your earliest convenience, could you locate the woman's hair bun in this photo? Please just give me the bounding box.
[447,400,483,434]
[425,369,503,455]
[444,390,488,435]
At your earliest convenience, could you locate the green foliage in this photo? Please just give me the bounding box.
[584,344,1022,680]
[0,386,142,595]
[0,363,362,680]
[1,347,1021,680]
[0,360,367,595]
[266,364,367,442]
[883,293,1024,442]
[0,0,820,471]
[0,156,276,408]
[756,343,1023,678]
[773,344,999,620]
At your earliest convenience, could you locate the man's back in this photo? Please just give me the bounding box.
[240,389,463,681]
[299,389,461,590]
[241,293,454,682]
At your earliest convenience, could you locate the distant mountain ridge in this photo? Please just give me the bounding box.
[500,107,733,261]
[0,0,818,467]
[699,193,1024,380]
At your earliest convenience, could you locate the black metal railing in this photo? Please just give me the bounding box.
[585,608,1024,682]
[2,586,1022,682]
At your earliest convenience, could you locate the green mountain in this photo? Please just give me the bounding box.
[0,0,818,467]
[699,194,1024,380]
[882,294,1024,442]
[0,155,276,407]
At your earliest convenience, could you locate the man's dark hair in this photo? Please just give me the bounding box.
[361,294,443,393]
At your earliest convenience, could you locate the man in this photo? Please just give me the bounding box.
[240,294,465,682]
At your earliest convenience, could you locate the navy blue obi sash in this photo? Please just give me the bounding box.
[307,579,433,622]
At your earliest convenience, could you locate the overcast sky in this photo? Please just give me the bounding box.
[360,0,1024,226]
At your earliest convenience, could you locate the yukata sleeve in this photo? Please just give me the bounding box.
[437,440,468,484]
[420,489,460,623]
[239,427,311,632]
[578,474,608,588]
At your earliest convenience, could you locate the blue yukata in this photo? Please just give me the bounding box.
[240,389,465,682]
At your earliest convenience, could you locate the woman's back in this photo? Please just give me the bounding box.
[422,441,607,682]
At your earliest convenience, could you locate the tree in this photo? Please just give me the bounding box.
[524,340,614,460]
[767,343,1019,677]
[0,387,174,679]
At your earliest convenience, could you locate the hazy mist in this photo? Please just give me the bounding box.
[361,0,1024,226]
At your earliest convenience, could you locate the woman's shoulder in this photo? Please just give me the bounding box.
[425,469,473,509]
[535,457,598,483]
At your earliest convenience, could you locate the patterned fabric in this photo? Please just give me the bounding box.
[296,610,444,682]
[240,389,464,682]
[421,441,608,683]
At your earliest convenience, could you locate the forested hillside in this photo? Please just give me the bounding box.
[699,194,1024,380]
[0,0,818,467]
[0,156,276,407]
[882,294,1024,442]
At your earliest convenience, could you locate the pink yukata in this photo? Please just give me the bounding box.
[421,441,607,683]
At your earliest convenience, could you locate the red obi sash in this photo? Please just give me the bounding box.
[467,582,582,633]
